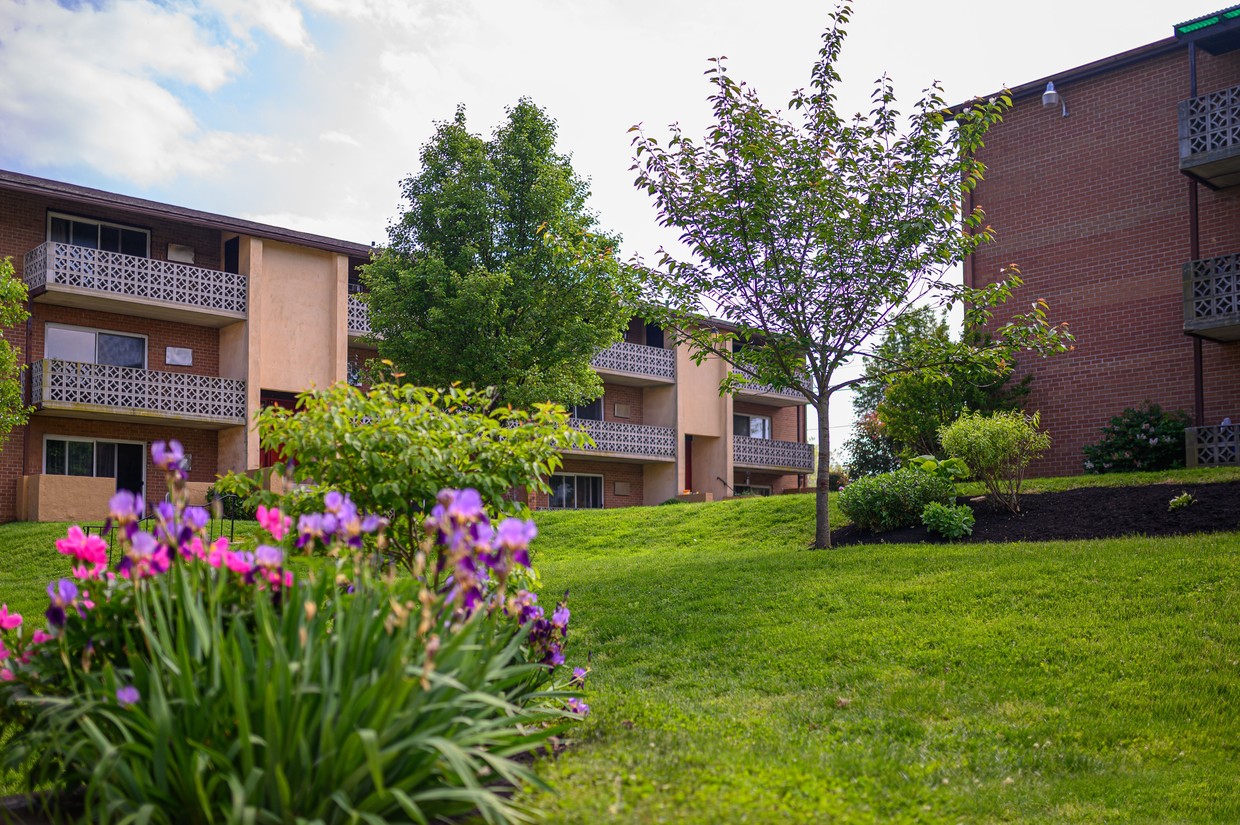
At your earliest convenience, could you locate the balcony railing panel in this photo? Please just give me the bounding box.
[733,435,814,471]
[1181,85,1240,161]
[348,294,373,337]
[591,342,675,380]
[569,417,675,460]
[1184,254,1240,336]
[731,369,806,401]
[32,360,246,425]
[1186,424,1239,467]
[23,242,247,316]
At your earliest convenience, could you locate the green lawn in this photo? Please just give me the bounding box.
[2,469,1239,821]
[519,492,1240,823]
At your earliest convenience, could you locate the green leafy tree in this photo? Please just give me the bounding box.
[217,382,587,568]
[0,258,30,439]
[861,307,1032,458]
[629,5,1072,547]
[363,100,636,409]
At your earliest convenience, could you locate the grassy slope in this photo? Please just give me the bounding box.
[522,492,1240,823]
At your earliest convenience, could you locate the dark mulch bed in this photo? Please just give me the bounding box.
[831,480,1240,546]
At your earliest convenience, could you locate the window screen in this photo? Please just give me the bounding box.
[548,474,603,509]
[46,327,96,362]
[67,441,94,476]
[45,439,67,475]
[97,333,145,368]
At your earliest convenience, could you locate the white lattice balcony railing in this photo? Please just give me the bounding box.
[590,341,676,381]
[567,417,676,461]
[348,294,374,338]
[23,242,247,317]
[1184,254,1240,335]
[730,368,807,401]
[31,360,246,426]
[1186,424,1239,468]
[733,435,815,472]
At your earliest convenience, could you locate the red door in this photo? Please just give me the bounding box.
[259,391,299,468]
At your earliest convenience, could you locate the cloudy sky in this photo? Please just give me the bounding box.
[0,0,1190,449]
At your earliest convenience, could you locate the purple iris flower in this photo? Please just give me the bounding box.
[108,490,143,523]
[45,578,78,627]
[324,491,345,512]
[572,667,588,685]
[448,488,484,522]
[183,507,209,532]
[151,440,185,473]
[255,544,284,568]
[116,685,141,707]
[567,697,590,716]
[495,518,536,567]
[551,604,570,632]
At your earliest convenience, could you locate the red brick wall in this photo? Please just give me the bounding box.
[0,187,228,520]
[602,382,645,424]
[527,457,645,509]
[31,305,220,376]
[732,469,803,495]
[970,45,1240,476]
[22,417,219,508]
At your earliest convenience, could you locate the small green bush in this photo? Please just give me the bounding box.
[907,454,969,482]
[940,410,1050,513]
[837,467,955,533]
[1168,490,1197,511]
[1082,402,1189,473]
[921,501,975,540]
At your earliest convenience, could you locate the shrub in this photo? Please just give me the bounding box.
[907,454,969,482]
[1168,490,1197,511]
[1082,402,1190,473]
[921,501,976,540]
[204,483,256,520]
[828,467,850,492]
[939,410,1050,513]
[215,382,588,569]
[837,467,955,533]
[1,443,587,824]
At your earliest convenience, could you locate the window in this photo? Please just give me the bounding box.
[44,437,146,496]
[571,398,603,421]
[46,324,146,368]
[548,474,604,509]
[49,213,149,258]
[734,413,772,440]
[734,484,772,497]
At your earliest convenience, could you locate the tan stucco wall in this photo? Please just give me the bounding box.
[673,339,732,498]
[256,241,345,395]
[643,462,678,506]
[20,474,114,522]
[184,481,212,507]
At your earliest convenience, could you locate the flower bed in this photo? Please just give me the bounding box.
[1,441,586,824]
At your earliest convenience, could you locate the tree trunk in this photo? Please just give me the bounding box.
[814,395,832,549]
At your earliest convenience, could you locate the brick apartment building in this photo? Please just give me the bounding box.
[967,7,1240,476]
[0,169,811,521]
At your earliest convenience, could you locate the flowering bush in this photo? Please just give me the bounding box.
[837,467,955,533]
[1082,402,1189,474]
[0,442,588,824]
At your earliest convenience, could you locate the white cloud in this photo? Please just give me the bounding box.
[209,0,313,51]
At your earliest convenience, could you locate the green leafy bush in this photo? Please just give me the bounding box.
[907,454,969,482]
[1168,490,1197,511]
[921,501,976,540]
[837,467,955,533]
[843,412,901,479]
[1082,402,1189,473]
[216,382,588,568]
[939,410,1050,513]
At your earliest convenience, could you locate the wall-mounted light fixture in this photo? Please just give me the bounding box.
[1042,81,1069,117]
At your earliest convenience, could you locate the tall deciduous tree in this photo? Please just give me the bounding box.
[630,5,1073,548]
[363,99,636,409]
[0,258,30,440]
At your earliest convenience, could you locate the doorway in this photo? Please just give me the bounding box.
[116,443,145,497]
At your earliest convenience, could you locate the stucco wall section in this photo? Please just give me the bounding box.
[19,474,115,522]
[256,241,344,394]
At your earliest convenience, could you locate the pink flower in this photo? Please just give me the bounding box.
[257,505,290,542]
[31,630,53,645]
[204,537,230,568]
[0,668,13,682]
[55,526,108,566]
[71,563,108,581]
[0,604,21,631]
[0,641,9,661]
[225,551,254,575]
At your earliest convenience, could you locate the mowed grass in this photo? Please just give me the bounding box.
[520,492,1240,823]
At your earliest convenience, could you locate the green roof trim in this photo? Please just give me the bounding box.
[1176,5,1240,36]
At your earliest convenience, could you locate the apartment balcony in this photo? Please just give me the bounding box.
[590,341,676,385]
[1186,423,1239,467]
[31,359,246,428]
[565,417,676,462]
[1180,84,1240,189]
[347,293,380,342]
[731,369,808,407]
[733,435,815,473]
[22,242,247,327]
[1183,254,1240,341]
